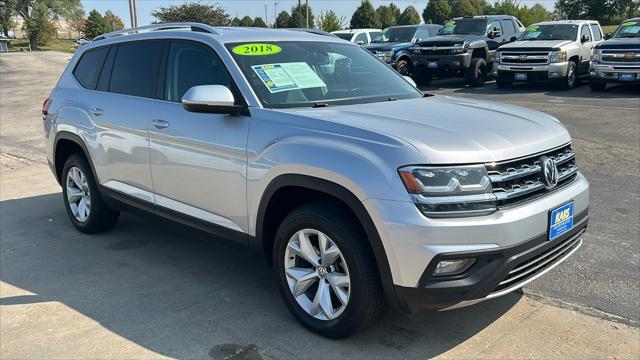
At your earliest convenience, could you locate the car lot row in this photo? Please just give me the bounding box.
[339,16,640,92]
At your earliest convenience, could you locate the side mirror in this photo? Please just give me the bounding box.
[403,75,417,87]
[492,28,502,38]
[413,38,422,44]
[604,33,611,40]
[355,40,365,45]
[181,85,247,115]
[510,36,518,42]
[581,35,589,43]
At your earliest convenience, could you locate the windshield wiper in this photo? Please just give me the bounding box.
[312,102,330,108]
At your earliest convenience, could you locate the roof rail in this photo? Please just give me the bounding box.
[93,22,220,41]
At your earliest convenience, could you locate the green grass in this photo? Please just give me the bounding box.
[601,25,619,35]
[8,38,76,53]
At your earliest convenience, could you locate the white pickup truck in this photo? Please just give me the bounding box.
[495,20,603,89]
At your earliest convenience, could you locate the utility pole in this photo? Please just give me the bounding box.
[128,0,137,28]
[264,4,268,26]
[305,0,309,28]
[298,0,302,28]
[274,2,278,28]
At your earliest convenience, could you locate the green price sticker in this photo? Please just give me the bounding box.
[621,21,637,26]
[526,25,539,31]
[232,43,282,56]
[445,21,455,27]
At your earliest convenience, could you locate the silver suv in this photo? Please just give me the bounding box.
[43,23,590,339]
[496,20,603,89]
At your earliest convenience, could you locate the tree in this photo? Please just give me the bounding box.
[350,0,380,29]
[451,0,479,17]
[289,3,314,28]
[239,15,253,27]
[151,1,230,26]
[84,9,108,39]
[103,10,124,32]
[275,10,291,28]
[253,16,267,27]
[519,4,551,26]
[389,3,401,23]
[423,0,452,25]
[66,5,84,37]
[7,0,82,50]
[376,5,396,29]
[0,1,16,37]
[318,10,344,32]
[230,17,241,26]
[397,5,421,25]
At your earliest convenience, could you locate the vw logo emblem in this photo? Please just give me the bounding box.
[541,156,559,189]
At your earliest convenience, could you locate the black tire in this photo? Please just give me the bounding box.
[395,58,412,76]
[61,153,119,234]
[559,61,578,90]
[590,81,607,91]
[273,201,386,339]
[496,79,513,89]
[412,67,433,86]
[466,58,487,87]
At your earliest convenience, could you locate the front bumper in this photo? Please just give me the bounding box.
[496,62,569,82]
[412,53,472,74]
[363,171,589,313]
[590,62,640,83]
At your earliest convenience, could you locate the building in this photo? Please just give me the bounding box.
[10,18,78,40]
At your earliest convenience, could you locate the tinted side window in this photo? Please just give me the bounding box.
[590,24,602,40]
[73,47,109,90]
[164,41,233,102]
[109,41,164,98]
[415,28,430,41]
[427,27,440,37]
[501,19,516,35]
[580,25,592,42]
[354,32,368,44]
[490,20,502,34]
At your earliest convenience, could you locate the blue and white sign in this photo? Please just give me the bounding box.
[549,202,574,240]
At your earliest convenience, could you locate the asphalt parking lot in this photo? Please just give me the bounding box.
[1,52,639,359]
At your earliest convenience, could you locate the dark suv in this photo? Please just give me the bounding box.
[410,15,525,86]
[364,24,442,76]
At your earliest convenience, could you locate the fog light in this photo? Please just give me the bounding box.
[452,61,460,66]
[433,258,476,276]
[549,72,560,78]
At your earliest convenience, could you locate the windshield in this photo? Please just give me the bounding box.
[612,19,640,38]
[519,24,578,41]
[439,19,488,36]
[333,33,353,41]
[227,42,421,108]
[372,27,416,43]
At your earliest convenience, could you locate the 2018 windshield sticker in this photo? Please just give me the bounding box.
[622,21,638,26]
[232,43,281,56]
[251,62,327,93]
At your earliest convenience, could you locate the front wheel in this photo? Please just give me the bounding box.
[395,58,412,76]
[559,61,578,90]
[466,58,487,87]
[274,201,386,339]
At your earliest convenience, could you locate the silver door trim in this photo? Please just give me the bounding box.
[103,180,155,203]
[155,194,244,232]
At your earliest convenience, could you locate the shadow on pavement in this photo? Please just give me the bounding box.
[1,193,521,359]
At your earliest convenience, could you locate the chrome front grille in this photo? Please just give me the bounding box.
[491,231,583,296]
[500,51,549,65]
[486,144,578,207]
[601,49,640,64]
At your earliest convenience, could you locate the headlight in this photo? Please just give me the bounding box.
[497,51,503,63]
[398,165,497,218]
[592,49,602,62]
[549,50,568,63]
[379,50,394,62]
[450,43,466,54]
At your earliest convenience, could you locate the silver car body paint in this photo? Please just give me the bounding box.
[45,27,589,304]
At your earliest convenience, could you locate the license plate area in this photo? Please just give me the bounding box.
[428,61,438,69]
[549,202,574,240]
[618,73,636,81]
[515,72,528,81]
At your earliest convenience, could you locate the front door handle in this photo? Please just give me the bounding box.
[152,118,170,129]
[90,107,104,116]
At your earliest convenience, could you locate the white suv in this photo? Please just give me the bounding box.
[44,23,589,338]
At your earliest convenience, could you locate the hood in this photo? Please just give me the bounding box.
[596,38,640,50]
[499,40,574,50]
[275,96,570,164]
[365,42,412,52]
[417,34,485,46]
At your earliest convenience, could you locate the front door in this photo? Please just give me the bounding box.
[149,40,250,237]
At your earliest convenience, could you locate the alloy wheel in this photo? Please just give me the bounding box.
[284,229,351,320]
[66,166,91,222]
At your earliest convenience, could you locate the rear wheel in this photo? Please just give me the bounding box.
[62,154,119,234]
[589,81,607,91]
[274,201,386,339]
[466,58,487,87]
[395,58,412,76]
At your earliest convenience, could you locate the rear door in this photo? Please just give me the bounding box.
[148,40,250,238]
[84,40,164,202]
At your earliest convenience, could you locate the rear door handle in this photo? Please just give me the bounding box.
[90,107,104,116]
[152,118,170,129]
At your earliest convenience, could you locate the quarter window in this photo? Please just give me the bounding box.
[73,47,109,90]
[164,41,233,102]
[109,41,164,98]
[590,24,602,40]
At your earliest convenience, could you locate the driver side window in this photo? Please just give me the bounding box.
[354,32,368,44]
[489,20,502,36]
[580,25,592,42]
